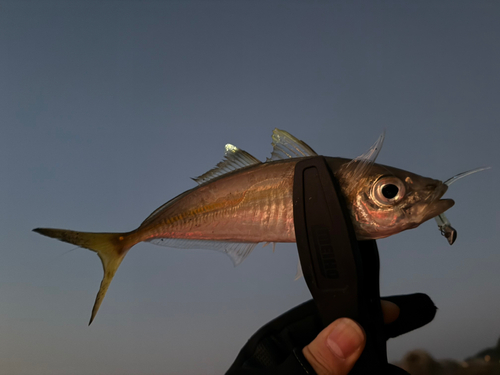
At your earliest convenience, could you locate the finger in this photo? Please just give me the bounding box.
[382,293,437,339]
[302,318,366,375]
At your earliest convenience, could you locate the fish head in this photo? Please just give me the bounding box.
[337,161,455,240]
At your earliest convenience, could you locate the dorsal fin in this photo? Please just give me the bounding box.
[193,144,261,185]
[266,128,318,161]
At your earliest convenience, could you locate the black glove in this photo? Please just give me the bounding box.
[226,293,437,375]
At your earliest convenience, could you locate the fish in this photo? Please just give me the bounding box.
[34,129,455,324]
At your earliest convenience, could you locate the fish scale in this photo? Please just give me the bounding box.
[136,162,296,243]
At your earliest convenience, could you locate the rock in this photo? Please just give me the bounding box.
[398,350,443,375]
[394,337,500,375]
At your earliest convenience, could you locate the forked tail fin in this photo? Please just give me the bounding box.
[33,228,133,325]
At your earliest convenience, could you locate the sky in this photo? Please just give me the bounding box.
[1,1,499,374]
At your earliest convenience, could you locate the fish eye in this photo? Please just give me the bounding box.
[371,176,406,206]
[382,184,399,199]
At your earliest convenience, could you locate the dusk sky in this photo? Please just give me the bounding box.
[1,1,499,374]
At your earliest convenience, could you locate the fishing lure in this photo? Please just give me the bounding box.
[434,167,490,244]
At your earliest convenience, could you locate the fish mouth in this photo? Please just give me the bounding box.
[416,181,455,222]
[425,198,455,220]
[421,183,455,221]
[433,181,449,200]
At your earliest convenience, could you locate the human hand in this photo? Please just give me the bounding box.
[226,294,436,375]
[303,301,402,375]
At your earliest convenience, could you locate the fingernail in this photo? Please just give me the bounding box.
[326,318,364,360]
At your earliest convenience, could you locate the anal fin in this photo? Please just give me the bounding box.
[148,238,257,266]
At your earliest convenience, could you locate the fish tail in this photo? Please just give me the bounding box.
[33,227,134,325]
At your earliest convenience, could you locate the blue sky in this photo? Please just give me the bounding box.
[1,1,499,374]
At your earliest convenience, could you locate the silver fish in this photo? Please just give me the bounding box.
[34,129,455,324]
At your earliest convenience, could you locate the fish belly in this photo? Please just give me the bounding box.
[137,161,298,243]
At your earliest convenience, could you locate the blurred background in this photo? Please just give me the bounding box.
[1,1,499,374]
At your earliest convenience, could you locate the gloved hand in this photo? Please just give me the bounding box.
[226,293,436,375]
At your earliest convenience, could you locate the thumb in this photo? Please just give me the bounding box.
[302,318,366,375]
